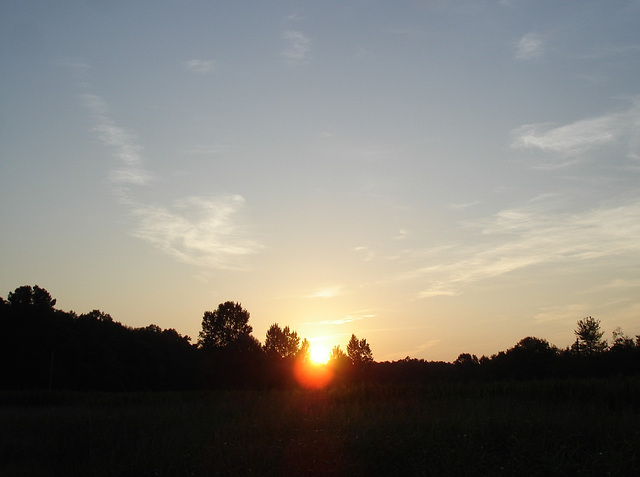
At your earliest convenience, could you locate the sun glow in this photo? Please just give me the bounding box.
[309,344,330,365]
[294,359,333,389]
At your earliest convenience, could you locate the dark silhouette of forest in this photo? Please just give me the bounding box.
[1,285,639,391]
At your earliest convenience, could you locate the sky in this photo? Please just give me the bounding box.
[1,0,640,362]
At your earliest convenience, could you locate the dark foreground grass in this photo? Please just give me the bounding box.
[1,378,639,476]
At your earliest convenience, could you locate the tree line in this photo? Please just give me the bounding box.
[1,285,638,391]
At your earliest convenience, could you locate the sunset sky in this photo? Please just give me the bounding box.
[2,0,639,362]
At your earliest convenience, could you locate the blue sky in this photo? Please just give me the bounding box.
[2,0,639,361]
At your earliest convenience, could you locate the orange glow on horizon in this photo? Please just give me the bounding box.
[294,360,333,389]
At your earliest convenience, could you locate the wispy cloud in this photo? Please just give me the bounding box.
[354,246,376,262]
[450,201,479,210]
[410,198,640,298]
[533,304,589,324]
[382,339,442,362]
[73,62,261,269]
[394,229,410,240]
[79,93,152,189]
[512,117,622,156]
[306,285,349,299]
[409,99,640,297]
[318,310,375,325]
[284,11,307,23]
[132,196,262,269]
[511,97,640,164]
[417,282,460,299]
[282,30,311,65]
[515,32,544,60]
[184,59,215,74]
[601,278,640,290]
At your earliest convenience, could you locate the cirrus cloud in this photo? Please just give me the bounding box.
[74,62,262,270]
[515,31,544,60]
[511,97,640,165]
[282,30,311,65]
[132,195,262,270]
[184,59,215,74]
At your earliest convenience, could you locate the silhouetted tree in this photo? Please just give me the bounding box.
[326,345,352,383]
[197,302,265,388]
[7,285,57,313]
[453,353,479,379]
[573,316,607,354]
[0,285,73,389]
[503,337,558,379]
[298,338,310,360]
[264,323,301,358]
[79,309,114,323]
[329,345,348,362]
[611,327,635,350]
[605,327,640,376]
[454,353,479,366]
[347,334,373,364]
[234,333,263,353]
[198,301,252,349]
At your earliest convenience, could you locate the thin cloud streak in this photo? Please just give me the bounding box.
[184,59,215,74]
[410,198,640,298]
[515,32,544,60]
[511,98,640,161]
[533,304,589,324]
[318,316,362,325]
[132,196,262,270]
[601,278,640,290]
[512,116,623,156]
[76,65,262,269]
[318,310,375,326]
[80,93,150,188]
[403,100,640,297]
[383,339,443,362]
[282,30,311,64]
[306,286,349,299]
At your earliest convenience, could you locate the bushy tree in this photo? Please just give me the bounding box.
[611,327,635,350]
[329,345,348,362]
[78,309,114,323]
[264,323,301,358]
[326,345,352,383]
[573,316,607,354]
[347,334,373,364]
[7,285,56,311]
[298,338,310,361]
[454,353,479,366]
[198,301,252,349]
[512,337,556,354]
[501,337,559,378]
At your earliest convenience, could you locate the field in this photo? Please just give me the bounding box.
[2,378,639,476]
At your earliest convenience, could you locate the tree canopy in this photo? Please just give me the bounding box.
[2,284,640,390]
[264,323,302,359]
[7,285,56,310]
[347,334,374,364]
[573,316,607,354]
[198,301,253,350]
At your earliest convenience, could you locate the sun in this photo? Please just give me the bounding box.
[309,344,330,365]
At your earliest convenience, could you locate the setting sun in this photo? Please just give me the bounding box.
[309,344,330,365]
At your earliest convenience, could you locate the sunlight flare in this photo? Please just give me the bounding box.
[310,343,330,364]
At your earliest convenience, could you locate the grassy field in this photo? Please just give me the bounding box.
[1,378,639,476]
